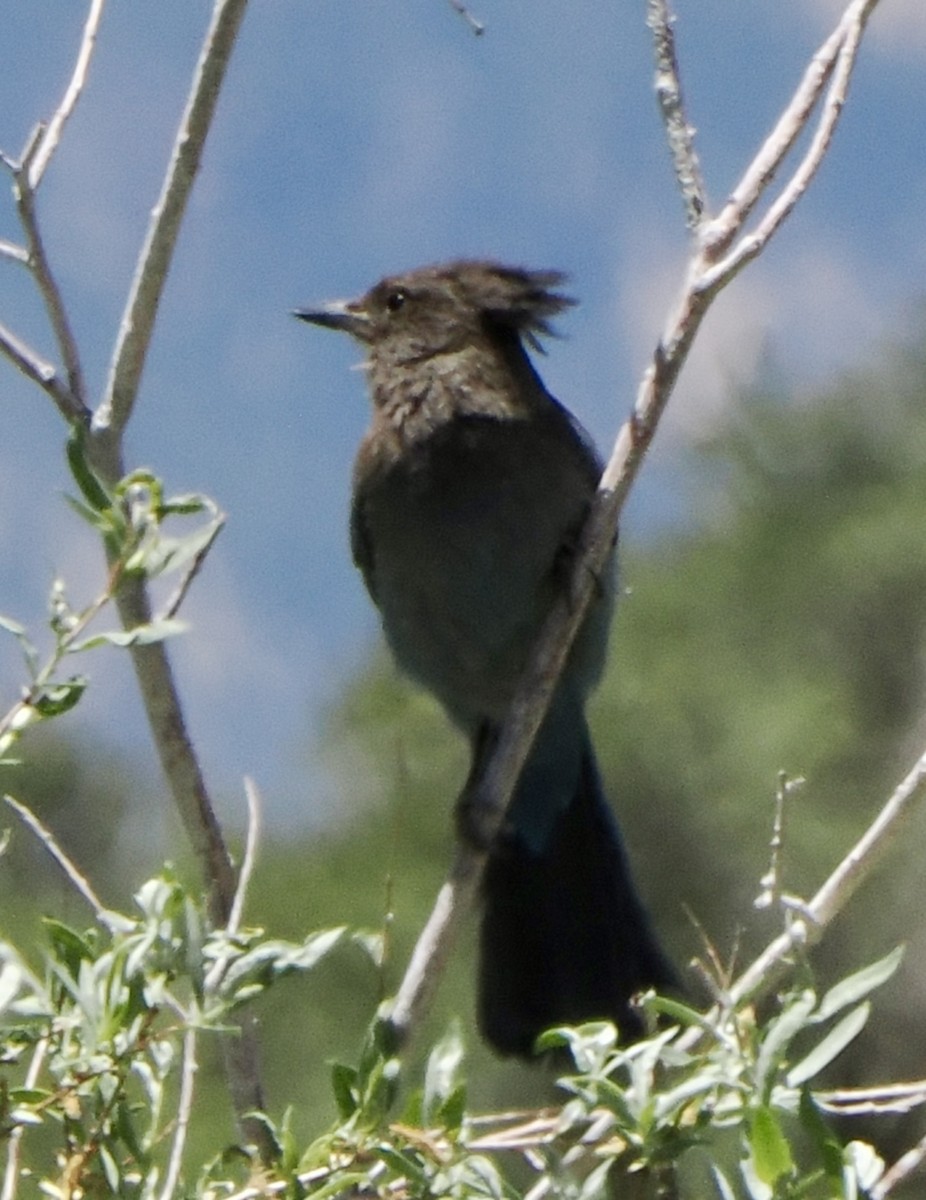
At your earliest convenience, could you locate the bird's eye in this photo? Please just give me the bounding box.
[385,288,407,313]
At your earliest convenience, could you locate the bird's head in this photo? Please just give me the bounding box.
[294,260,575,365]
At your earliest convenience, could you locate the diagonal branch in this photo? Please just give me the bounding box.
[0,318,85,424]
[387,0,884,1052]
[646,0,707,230]
[702,0,878,264]
[26,0,108,191]
[729,746,926,1011]
[13,148,89,410]
[94,0,249,436]
[700,0,877,290]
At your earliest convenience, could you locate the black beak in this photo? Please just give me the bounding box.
[292,299,372,340]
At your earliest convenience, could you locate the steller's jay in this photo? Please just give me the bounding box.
[295,261,676,1057]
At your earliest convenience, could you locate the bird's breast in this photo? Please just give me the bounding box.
[352,414,613,729]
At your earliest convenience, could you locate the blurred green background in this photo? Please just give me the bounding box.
[3,327,926,1185]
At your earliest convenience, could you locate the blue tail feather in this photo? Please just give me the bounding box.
[478,713,676,1057]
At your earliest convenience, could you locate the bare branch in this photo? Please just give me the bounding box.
[702,0,878,266]
[0,318,86,424]
[95,0,249,436]
[12,155,88,409]
[818,1080,926,1118]
[159,1027,198,1200]
[873,1129,926,1198]
[27,0,108,190]
[646,0,707,230]
[388,0,885,1050]
[724,744,926,1015]
[388,852,481,1044]
[3,794,107,918]
[231,778,261,937]
[160,510,226,621]
[0,1036,48,1200]
[0,238,28,264]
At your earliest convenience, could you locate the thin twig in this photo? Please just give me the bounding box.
[0,1036,48,1200]
[203,777,261,995]
[230,778,260,937]
[0,238,28,263]
[646,0,706,230]
[0,318,85,424]
[159,1026,198,1200]
[818,1079,926,1117]
[161,511,226,621]
[729,744,926,1009]
[3,794,107,918]
[27,0,108,190]
[388,852,481,1042]
[702,0,877,263]
[12,157,88,409]
[873,1128,926,1198]
[700,0,877,290]
[94,0,249,436]
[447,0,484,35]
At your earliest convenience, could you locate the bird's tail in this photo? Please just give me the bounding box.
[477,715,676,1058]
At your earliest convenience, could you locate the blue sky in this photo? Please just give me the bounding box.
[0,1,923,829]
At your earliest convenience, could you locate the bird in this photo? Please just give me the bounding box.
[295,260,676,1057]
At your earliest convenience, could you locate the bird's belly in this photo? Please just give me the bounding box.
[374,516,550,725]
[357,430,613,730]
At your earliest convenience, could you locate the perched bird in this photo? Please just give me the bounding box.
[295,261,675,1057]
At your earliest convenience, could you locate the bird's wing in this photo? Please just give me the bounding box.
[349,497,378,603]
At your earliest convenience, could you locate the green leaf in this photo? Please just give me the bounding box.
[579,1158,614,1200]
[844,1141,885,1192]
[422,1022,465,1127]
[69,620,188,653]
[115,1098,148,1163]
[798,1089,844,1184]
[7,1087,52,1106]
[66,428,112,513]
[747,1104,793,1186]
[0,962,22,1014]
[157,493,209,517]
[330,1061,358,1120]
[30,677,87,717]
[786,1002,871,1087]
[43,919,95,980]
[710,1164,738,1200]
[0,615,38,679]
[127,526,215,579]
[815,947,904,1022]
[754,990,815,1096]
[97,1143,120,1192]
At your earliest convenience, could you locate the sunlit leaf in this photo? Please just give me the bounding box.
[786,1003,871,1088]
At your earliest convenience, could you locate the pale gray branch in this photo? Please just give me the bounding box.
[95,0,249,436]
[27,0,108,190]
[647,0,707,230]
[873,1128,926,1198]
[160,1027,198,1200]
[729,745,926,1010]
[389,0,885,1052]
[0,238,28,263]
[702,0,878,265]
[13,154,88,408]
[0,1037,48,1200]
[700,0,877,290]
[3,793,107,918]
[0,318,85,423]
